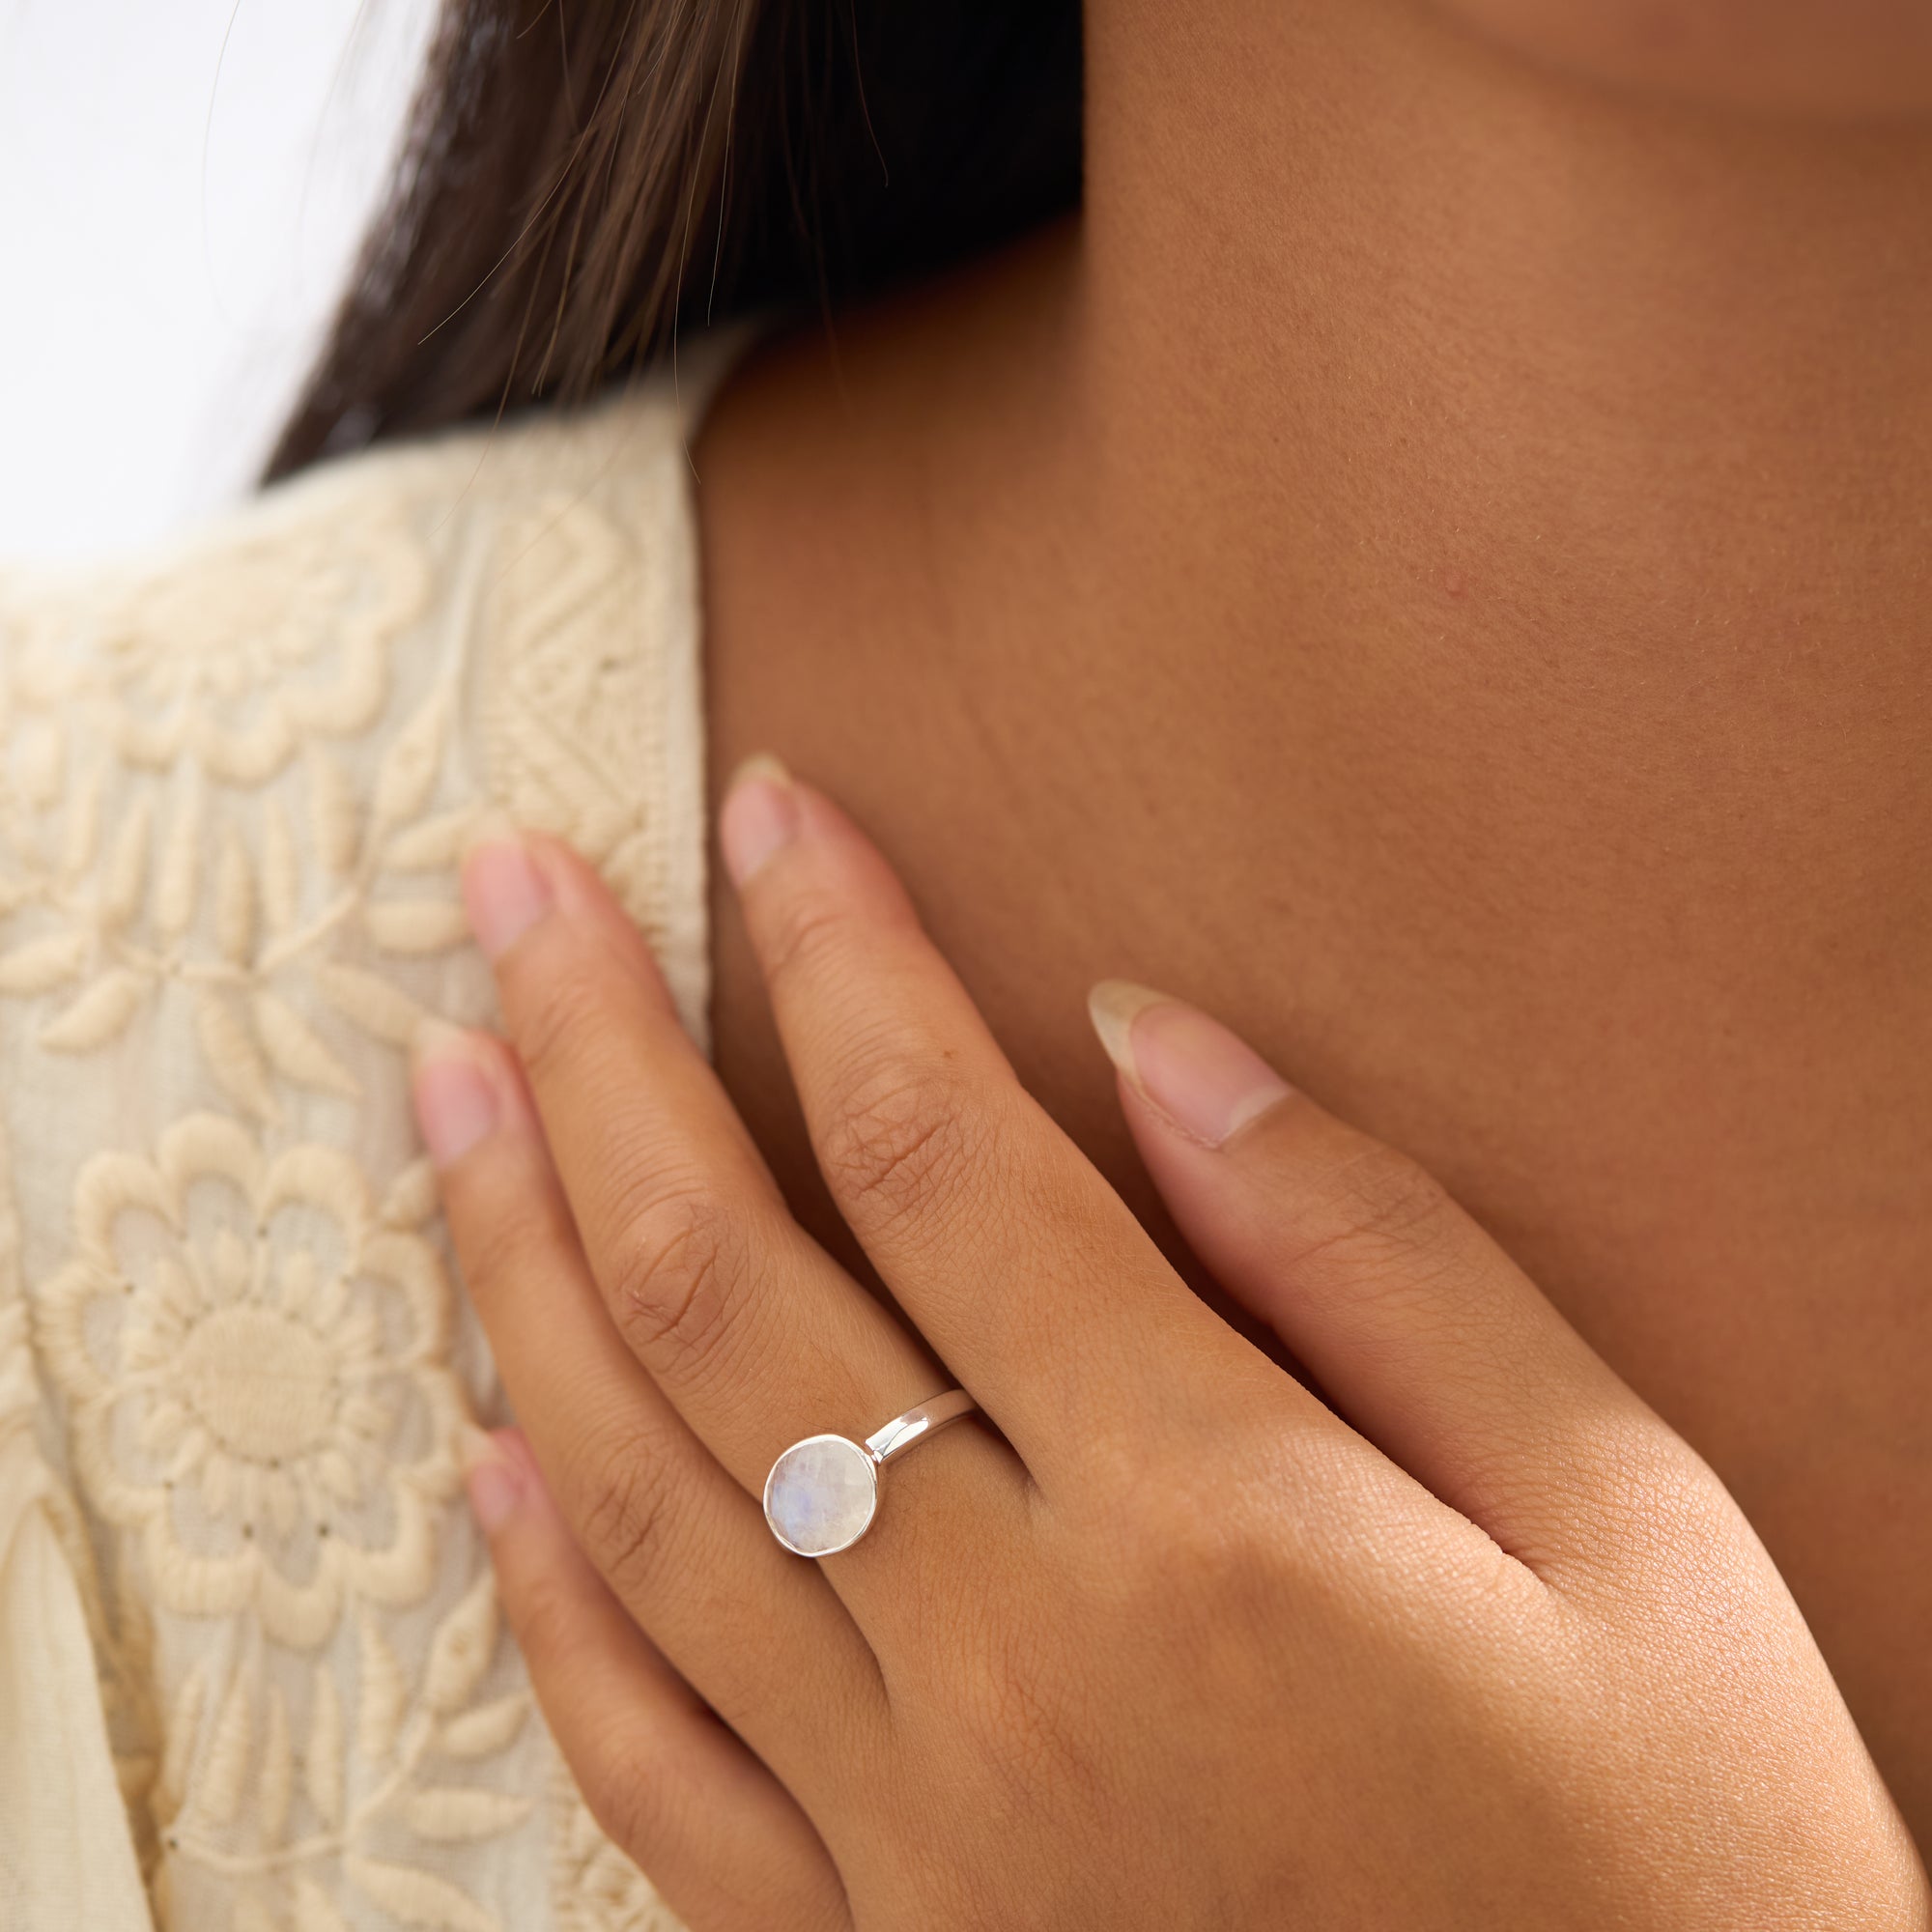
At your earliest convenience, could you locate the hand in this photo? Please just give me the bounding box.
[411,758,1926,1931]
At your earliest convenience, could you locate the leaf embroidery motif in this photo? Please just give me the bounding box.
[39,968,145,1053]
[384,808,475,873]
[380,1158,439,1231]
[368,689,448,842]
[314,963,423,1047]
[293,1877,355,1932]
[436,1695,527,1761]
[195,992,281,1122]
[306,747,359,879]
[253,991,358,1099]
[355,1607,408,1766]
[345,1856,500,1932]
[364,899,469,955]
[424,1573,498,1717]
[402,1785,533,1841]
[0,929,87,995]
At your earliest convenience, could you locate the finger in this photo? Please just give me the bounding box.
[1088,980,1664,1571]
[462,1427,849,1932]
[412,1020,887,1794]
[719,757,1237,1478]
[456,825,1032,1596]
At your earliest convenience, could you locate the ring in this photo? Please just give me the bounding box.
[762,1390,979,1557]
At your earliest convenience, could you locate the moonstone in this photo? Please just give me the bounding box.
[764,1435,878,1556]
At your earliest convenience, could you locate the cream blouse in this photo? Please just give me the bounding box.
[0,364,732,1930]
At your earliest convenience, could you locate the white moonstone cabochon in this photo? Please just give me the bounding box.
[764,1435,880,1555]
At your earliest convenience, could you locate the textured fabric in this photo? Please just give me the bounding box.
[0,359,736,1930]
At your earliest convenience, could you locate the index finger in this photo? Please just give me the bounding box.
[718,756,1251,1477]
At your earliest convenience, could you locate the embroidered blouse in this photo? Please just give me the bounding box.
[0,367,725,1931]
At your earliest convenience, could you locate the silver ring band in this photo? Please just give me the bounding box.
[763,1390,978,1557]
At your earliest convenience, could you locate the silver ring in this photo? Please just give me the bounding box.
[762,1390,979,1557]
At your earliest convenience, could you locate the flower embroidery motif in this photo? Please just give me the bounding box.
[0,613,473,1118]
[36,1115,465,1648]
[7,496,429,788]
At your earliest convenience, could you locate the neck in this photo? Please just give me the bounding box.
[694,0,1932,1839]
[1061,0,1932,975]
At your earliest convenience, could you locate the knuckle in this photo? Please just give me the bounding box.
[759,887,854,996]
[573,1428,688,1601]
[454,1184,569,1299]
[1060,1428,1165,1545]
[1088,1451,1296,1632]
[508,957,611,1090]
[1144,1474,1274,1585]
[1284,1139,1464,1290]
[817,1059,982,1232]
[508,1572,589,1678]
[1585,1421,1737,1577]
[949,1612,1092,1815]
[602,1179,755,1382]
[1321,1140,1459,1249]
[577,1727,681,1865]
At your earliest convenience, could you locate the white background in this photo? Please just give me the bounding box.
[0,0,437,563]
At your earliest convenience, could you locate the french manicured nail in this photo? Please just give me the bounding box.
[1087,980,1292,1147]
[462,813,552,959]
[411,1019,500,1167]
[720,752,799,887]
[458,1423,524,1534]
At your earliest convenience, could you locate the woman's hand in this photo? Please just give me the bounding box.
[411,757,1926,1931]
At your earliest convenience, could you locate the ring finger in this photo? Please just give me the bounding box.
[411,1019,886,1805]
[456,825,1031,1625]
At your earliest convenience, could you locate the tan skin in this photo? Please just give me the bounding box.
[407,0,1932,1919]
[700,0,1932,1847]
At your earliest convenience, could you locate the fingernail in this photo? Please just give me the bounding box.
[462,813,552,959]
[1087,980,1292,1148]
[458,1423,524,1534]
[411,1019,500,1167]
[720,752,799,888]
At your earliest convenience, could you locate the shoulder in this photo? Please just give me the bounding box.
[0,362,725,1054]
[0,371,726,1926]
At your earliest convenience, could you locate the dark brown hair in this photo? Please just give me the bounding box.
[266,0,1082,478]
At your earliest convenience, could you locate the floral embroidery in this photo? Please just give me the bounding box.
[7,494,428,787]
[0,671,474,1115]
[144,1570,538,1928]
[477,485,710,1057]
[36,1116,464,1649]
[1,389,710,1929]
